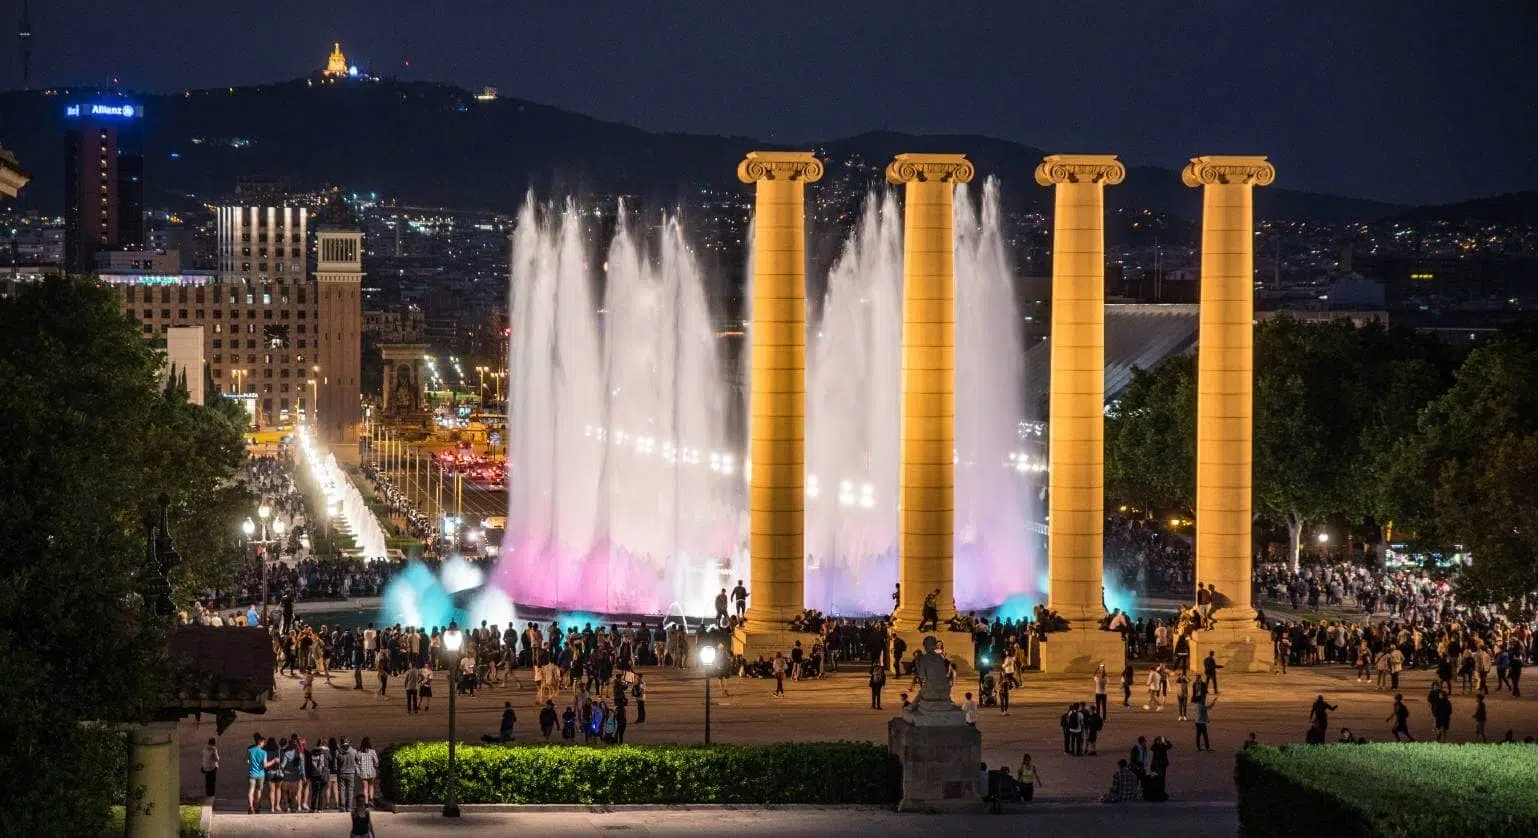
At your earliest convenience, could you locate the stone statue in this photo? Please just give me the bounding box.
[913,636,951,704]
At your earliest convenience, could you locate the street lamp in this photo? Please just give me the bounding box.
[442,622,464,818]
[1318,532,1330,544]
[698,643,717,744]
[258,503,271,542]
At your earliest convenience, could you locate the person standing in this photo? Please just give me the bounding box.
[1203,651,1222,694]
[357,737,380,807]
[299,672,318,710]
[404,663,421,714]
[772,651,787,698]
[1147,736,1173,801]
[1093,664,1109,718]
[1175,673,1190,721]
[540,700,559,740]
[1387,694,1414,741]
[1510,653,1524,698]
[961,692,978,725]
[1473,694,1489,742]
[633,672,648,722]
[307,738,331,812]
[998,671,1011,716]
[1016,753,1043,802]
[334,737,359,811]
[869,660,887,709]
[418,664,433,711]
[1121,664,1134,707]
[246,733,270,814]
[376,654,390,697]
[201,737,220,800]
[731,579,748,620]
[1194,694,1216,751]
[714,589,730,627]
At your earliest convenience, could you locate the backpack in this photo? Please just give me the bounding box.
[631,683,642,698]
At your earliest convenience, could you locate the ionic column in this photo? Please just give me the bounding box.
[1036,155,1125,630]
[887,153,973,631]
[1184,155,1275,665]
[738,151,823,628]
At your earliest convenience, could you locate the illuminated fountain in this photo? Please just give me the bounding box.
[499,183,1040,617]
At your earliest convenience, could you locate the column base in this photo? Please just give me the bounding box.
[1188,616,1274,673]
[1038,626,1127,674]
[126,721,180,838]
[890,628,974,674]
[730,626,817,662]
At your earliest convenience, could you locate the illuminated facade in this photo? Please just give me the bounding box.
[1036,154,1128,673]
[325,42,348,78]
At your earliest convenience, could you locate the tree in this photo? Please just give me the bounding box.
[0,278,248,834]
[1105,356,1196,514]
[1380,337,1538,607]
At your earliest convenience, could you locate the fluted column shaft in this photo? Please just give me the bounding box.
[1185,155,1276,626]
[1037,155,1125,626]
[887,154,973,628]
[739,152,822,626]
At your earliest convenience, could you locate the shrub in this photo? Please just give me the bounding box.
[1237,743,1538,838]
[383,741,899,805]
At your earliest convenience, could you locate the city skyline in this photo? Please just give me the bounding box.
[6,1,1535,206]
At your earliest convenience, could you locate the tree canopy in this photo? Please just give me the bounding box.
[0,278,250,835]
[1106,316,1457,571]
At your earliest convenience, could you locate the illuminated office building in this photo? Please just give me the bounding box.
[63,100,144,274]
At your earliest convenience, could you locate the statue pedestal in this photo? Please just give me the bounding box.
[1038,627,1127,674]
[730,626,811,662]
[888,708,981,812]
[1188,616,1274,673]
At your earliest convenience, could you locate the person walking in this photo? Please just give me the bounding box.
[299,672,318,710]
[731,579,748,619]
[869,660,887,709]
[376,654,390,697]
[201,738,220,801]
[1473,694,1489,742]
[1094,664,1109,718]
[998,671,1011,716]
[1309,695,1339,739]
[1121,664,1134,707]
[1203,651,1222,694]
[1387,694,1414,741]
[540,700,559,740]
[772,651,787,698]
[246,733,271,814]
[1144,667,1163,711]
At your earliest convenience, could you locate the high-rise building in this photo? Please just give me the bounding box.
[63,100,144,274]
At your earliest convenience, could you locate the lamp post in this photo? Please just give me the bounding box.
[442,622,464,818]
[698,643,717,744]
[243,517,262,613]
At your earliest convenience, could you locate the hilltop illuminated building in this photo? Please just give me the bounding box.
[325,42,348,77]
[63,100,144,274]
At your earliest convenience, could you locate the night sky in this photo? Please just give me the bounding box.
[12,1,1536,205]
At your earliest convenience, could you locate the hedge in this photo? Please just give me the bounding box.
[383,741,900,805]
[1237,744,1538,838]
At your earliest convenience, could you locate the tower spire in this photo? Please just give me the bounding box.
[17,0,32,90]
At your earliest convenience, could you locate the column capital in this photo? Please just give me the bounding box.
[886,153,974,185]
[737,151,824,184]
[1034,154,1125,186]
[1181,155,1276,188]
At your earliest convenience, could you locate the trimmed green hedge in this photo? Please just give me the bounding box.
[1237,744,1538,837]
[383,741,899,805]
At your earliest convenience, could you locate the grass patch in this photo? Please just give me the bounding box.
[102,805,204,837]
[384,741,899,805]
[1236,743,1538,837]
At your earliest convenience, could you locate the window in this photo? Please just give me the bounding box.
[213,310,221,319]
[177,288,188,303]
[142,323,153,334]
[212,354,221,364]
[195,309,204,319]
[247,353,256,363]
[212,339,222,348]
[177,309,187,319]
[245,294,254,305]
[125,286,136,302]
[212,368,221,378]
[296,288,307,304]
[281,368,290,378]
[214,324,222,334]
[262,292,271,305]
[298,339,307,348]
[280,398,290,410]
[263,310,273,320]
[264,353,273,364]
[291,248,301,258]
[142,309,152,319]
[247,324,256,334]
[247,310,256,320]
[297,325,306,334]
[297,310,306,319]
[230,310,240,320]
[161,309,170,318]
[195,287,205,303]
[280,310,289,320]
[161,288,171,304]
[281,385,290,394]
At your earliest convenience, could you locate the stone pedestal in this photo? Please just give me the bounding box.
[730,625,815,662]
[126,721,180,838]
[888,710,981,813]
[1038,626,1127,674]
[1188,617,1273,672]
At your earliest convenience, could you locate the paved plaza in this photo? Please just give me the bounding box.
[212,802,1238,837]
[183,649,1538,819]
